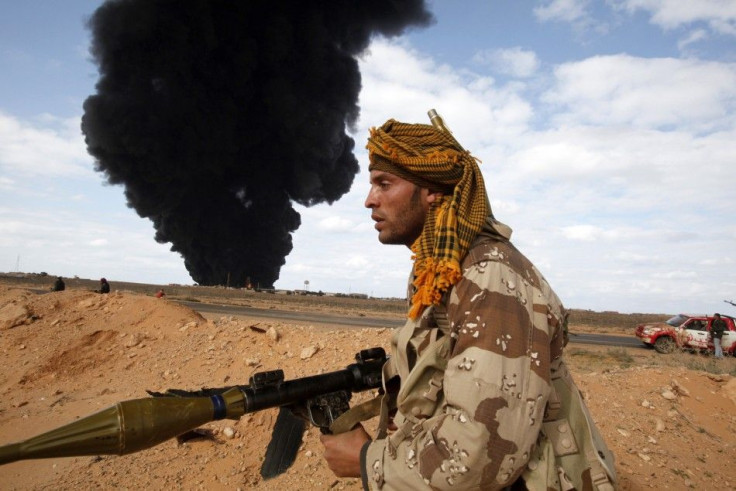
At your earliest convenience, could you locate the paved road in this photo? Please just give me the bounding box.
[178,300,644,350]
[567,332,643,349]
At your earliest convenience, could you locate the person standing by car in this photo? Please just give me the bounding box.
[711,313,726,358]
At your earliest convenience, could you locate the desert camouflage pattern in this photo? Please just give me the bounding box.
[363,228,576,490]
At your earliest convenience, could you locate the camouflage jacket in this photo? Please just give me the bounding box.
[362,225,567,490]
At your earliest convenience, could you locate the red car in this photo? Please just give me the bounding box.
[635,314,736,354]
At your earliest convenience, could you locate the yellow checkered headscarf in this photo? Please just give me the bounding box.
[366,119,489,319]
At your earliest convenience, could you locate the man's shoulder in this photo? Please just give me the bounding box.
[459,234,565,313]
[463,235,530,271]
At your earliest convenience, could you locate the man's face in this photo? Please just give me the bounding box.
[365,170,435,247]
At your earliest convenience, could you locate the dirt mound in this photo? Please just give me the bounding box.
[0,286,734,490]
[27,329,118,382]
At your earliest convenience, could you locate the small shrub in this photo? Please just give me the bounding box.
[606,348,634,368]
[568,348,605,361]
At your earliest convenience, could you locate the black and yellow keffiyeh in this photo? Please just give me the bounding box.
[366,119,489,319]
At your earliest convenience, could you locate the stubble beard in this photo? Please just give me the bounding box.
[379,186,426,247]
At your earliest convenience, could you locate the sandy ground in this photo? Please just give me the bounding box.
[0,286,735,490]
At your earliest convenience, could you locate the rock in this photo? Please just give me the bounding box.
[617,428,630,437]
[244,358,260,367]
[655,418,666,432]
[661,390,677,400]
[267,327,280,342]
[300,345,319,360]
[124,333,143,348]
[0,303,32,330]
[637,452,651,462]
[707,374,728,383]
[223,427,236,439]
[179,321,198,332]
[641,399,651,408]
[671,380,690,397]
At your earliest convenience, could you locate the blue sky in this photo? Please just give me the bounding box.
[1,0,735,315]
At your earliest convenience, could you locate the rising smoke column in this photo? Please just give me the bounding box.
[82,0,432,287]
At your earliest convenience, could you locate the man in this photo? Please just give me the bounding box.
[711,313,726,359]
[52,276,65,292]
[320,117,615,490]
[98,278,110,294]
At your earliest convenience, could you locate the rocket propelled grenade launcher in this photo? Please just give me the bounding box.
[0,347,387,474]
[428,108,464,151]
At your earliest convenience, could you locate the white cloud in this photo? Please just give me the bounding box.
[534,0,610,35]
[0,206,187,283]
[0,176,14,190]
[317,215,355,232]
[560,225,648,242]
[535,0,591,24]
[561,224,603,241]
[472,47,540,78]
[345,255,370,269]
[611,0,736,35]
[677,28,709,50]
[0,111,93,179]
[542,55,736,130]
[358,39,534,145]
[652,270,698,280]
[501,125,736,201]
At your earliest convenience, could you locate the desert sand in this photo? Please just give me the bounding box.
[1,285,735,490]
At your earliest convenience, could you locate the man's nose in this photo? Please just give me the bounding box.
[364,188,377,209]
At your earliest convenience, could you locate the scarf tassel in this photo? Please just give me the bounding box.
[409,257,462,319]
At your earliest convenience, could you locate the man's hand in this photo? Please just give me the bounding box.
[320,424,371,478]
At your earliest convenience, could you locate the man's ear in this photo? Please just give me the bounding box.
[426,191,443,204]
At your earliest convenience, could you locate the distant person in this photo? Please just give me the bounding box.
[711,313,726,359]
[98,278,110,294]
[52,276,65,292]
[155,288,165,298]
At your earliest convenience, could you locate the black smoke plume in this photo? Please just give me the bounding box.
[82,0,432,287]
